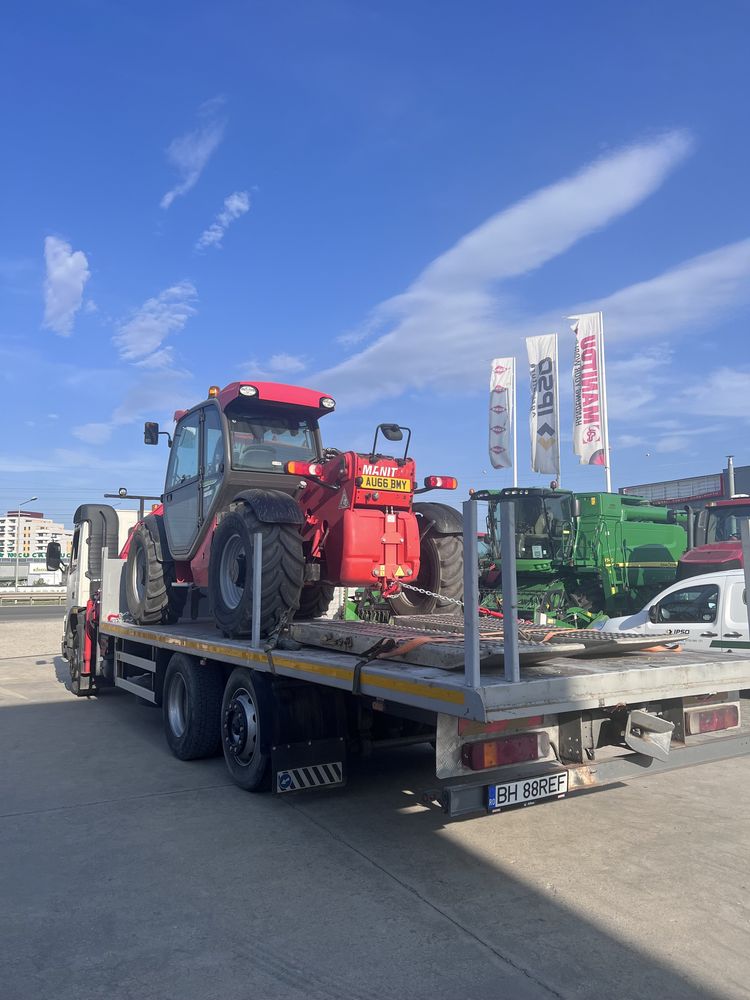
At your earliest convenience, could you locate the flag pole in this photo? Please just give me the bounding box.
[597,311,612,493]
[512,356,518,487]
[553,333,561,487]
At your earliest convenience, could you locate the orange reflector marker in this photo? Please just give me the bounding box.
[424,476,458,490]
[461,731,549,770]
[685,704,739,736]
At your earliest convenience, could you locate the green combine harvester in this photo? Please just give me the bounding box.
[473,487,689,626]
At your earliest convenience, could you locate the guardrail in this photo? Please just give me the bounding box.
[0,592,67,606]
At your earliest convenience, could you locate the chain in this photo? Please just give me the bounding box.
[399,582,464,608]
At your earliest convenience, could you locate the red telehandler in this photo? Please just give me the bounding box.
[124,380,463,637]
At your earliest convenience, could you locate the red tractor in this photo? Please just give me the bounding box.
[125,381,463,637]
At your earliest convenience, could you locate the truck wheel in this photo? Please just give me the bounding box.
[68,624,86,697]
[209,506,304,638]
[163,653,224,760]
[388,532,463,616]
[221,668,271,791]
[296,580,335,619]
[126,520,185,625]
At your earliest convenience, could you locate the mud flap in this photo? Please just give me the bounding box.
[272,737,347,794]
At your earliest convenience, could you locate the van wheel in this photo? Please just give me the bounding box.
[163,653,224,760]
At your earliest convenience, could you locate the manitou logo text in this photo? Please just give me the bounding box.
[574,334,600,427]
[361,464,398,476]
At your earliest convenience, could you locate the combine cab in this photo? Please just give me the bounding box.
[125,381,463,638]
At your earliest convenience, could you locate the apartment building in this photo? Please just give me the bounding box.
[0,511,73,558]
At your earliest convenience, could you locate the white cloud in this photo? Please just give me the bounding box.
[160,99,226,209]
[43,236,91,336]
[114,281,197,362]
[240,352,308,378]
[73,422,113,445]
[591,239,750,342]
[316,130,694,405]
[680,367,750,419]
[196,190,251,251]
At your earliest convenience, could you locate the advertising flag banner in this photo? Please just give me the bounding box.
[571,312,605,466]
[526,334,560,475]
[489,357,514,470]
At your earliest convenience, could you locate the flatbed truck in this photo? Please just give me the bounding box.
[53,500,750,818]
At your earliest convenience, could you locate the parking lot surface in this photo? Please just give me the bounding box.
[1,618,749,999]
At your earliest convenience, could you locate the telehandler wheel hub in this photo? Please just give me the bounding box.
[218,532,247,610]
[223,689,258,765]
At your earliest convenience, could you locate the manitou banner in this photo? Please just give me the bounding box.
[571,312,607,467]
[489,357,515,471]
[526,334,560,476]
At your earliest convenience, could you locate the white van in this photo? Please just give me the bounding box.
[599,569,749,653]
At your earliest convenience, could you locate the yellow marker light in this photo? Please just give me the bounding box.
[208,385,220,397]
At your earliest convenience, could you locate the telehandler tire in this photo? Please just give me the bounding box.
[125,519,185,625]
[388,529,463,617]
[209,506,304,639]
[296,580,336,620]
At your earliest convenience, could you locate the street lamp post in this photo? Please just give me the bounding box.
[13,496,38,591]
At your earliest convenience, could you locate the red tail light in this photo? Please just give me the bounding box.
[461,731,550,770]
[424,476,458,490]
[286,461,324,477]
[685,704,739,735]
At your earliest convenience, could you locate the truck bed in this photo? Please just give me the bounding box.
[101,617,750,722]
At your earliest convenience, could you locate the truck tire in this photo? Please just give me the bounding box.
[296,580,335,620]
[68,623,86,697]
[209,506,304,639]
[221,668,271,791]
[125,520,185,625]
[388,531,463,616]
[163,653,224,760]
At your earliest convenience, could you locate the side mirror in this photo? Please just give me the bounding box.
[648,604,658,624]
[46,541,62,572]
[144,421,160,445]
[380,423,403,442]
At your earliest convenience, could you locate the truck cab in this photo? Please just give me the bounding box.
[600,569,749,653]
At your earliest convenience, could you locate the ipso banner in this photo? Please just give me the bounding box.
[489,357,514,470]
[572,313,605,466]
[526,334,560,475]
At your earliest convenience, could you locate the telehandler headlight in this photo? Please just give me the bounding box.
[320,397,335,409]
[239,385,258,397]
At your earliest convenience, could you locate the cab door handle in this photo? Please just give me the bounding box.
[700,631,718,637]
[724,631,742,638]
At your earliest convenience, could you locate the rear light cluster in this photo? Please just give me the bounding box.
[286,461,325,477]
[424,476,457,490]
[461,731,550,771]
[684,704,739,736]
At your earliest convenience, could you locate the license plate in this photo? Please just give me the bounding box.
[488,771,568,811]
[360,474,411,492]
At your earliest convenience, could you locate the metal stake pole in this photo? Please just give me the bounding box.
[462,500,480,689]
[499,498,520,683]
[251,531,263,649]
[741,519,750,641]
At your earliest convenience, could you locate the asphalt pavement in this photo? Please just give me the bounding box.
[0,604,65,622]
[1,624,749,999]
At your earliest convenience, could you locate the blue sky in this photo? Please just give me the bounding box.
[2,1,749,526]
